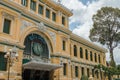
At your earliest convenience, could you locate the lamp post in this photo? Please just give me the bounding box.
[4,46,18,80]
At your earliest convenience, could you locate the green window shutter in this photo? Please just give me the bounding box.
[62,40,65,50]
[3,19,11,34]
[92,69,94,77]
[46,9,50,18]
[80,47,83,58]
[90,51,93,61]
[95,53,97,62]
[81,67,84,75]
[98,55,101,63]
[75,66,78,77]
[21,0,28,6]
[87,68,89,77]
[74,45,77,57]
[0,53,7,71]
[62,16,65,25]
[30,0,36,11]
[63,63,66,75]
[52,12,56,21]
[38,5,43,15]
[85,49,88,60]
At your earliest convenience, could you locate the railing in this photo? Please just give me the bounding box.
[23,53,50,63]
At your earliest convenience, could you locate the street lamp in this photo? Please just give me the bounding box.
[4,46,19,80]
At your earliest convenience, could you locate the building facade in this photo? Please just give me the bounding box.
[0,0,107,80]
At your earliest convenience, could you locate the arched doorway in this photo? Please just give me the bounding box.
[22,33,50,80]
[22,33,61,80]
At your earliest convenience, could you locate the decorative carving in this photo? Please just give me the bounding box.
[2,12,14,20]
[36,22,46,32]
[47,31,56,46]
[20,20,34,32]
[68,59,71,65]
[4,46,7,52]
[21,21,47,34]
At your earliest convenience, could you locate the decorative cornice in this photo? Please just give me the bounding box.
[46,0,73,17]
[1,11,15,20]
[51,54,96,67]
[0,37,24,50]
[70,33,107,53]
[36,22,46,32]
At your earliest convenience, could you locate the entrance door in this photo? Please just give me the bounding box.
[22,69,50,80]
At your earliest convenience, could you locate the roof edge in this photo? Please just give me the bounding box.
[70,33,107,53]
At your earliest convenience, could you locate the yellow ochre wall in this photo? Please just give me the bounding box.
[0,0,107,80]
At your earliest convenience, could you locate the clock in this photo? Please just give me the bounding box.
[32,42,43,56]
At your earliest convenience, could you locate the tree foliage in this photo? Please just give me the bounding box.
[89,7,120,67]
[81,75,88,80]
[94,64,120,80]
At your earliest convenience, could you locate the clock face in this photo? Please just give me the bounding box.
[32,42,43,56]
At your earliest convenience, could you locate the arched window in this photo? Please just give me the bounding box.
[62,40,66,51]
[80,47,83,58]
[87,68,90,77]
[95,53,97,62]
[90,51,93,61]
[85,49,88,60]
[98,55,101,63]
[74,45,77,57]
[63,63,67,76]
[75,66,78,77]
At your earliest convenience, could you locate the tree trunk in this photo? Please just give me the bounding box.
[109,48,116,67]
[108,73,112,80]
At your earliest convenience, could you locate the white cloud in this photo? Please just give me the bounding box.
[60,0,120,64]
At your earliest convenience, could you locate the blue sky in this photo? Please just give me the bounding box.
[80,0,94,5]
[69,0,98,30]
[59,0,120,64]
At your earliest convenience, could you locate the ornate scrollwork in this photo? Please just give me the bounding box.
[20,20,34,32]
[36,22,46,32]
[47,31,56,46]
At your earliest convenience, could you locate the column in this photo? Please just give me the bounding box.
[89,68,93,80]
[27,0,30,10]
[88,51,90,61]
[83,49,85,60]
[71,65,73,80]
[93,53,95,62]
[43,5,46,18]
[56,11,62,25]
[68,62,71,79]
[71,44,73,57]
[0,9,3,33]
[96,53,98,63]
[72,65,75,79]
[50,9,52,20]
[18,0,21,4]
[79,66,81,79]
[36,0,39,14]
[65,16,67,27]
[84,67,87,76]
[77,46,80,59]
[66,17,69,28]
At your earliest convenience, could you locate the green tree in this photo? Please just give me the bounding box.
[89,7,120,67]
[81,75,88,80]
[94,64,117,80]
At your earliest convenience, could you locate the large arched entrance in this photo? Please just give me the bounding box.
[22,33,61,80]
